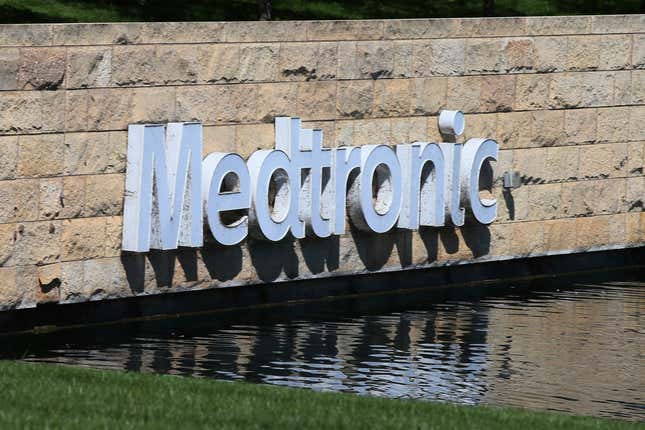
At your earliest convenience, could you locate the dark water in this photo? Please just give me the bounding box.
[2,273,644,421]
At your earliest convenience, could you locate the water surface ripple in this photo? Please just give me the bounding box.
[6,277,645,421]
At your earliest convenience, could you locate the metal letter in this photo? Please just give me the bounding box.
[122,122,202,252]
[348,145,402,233]
[202,152,251,245]
[332,146,361,235]
[461,138,498,224]
[397,142,445,229]
[275,117,307,239]
[247,149,292,241]
[439,143,465,227]
[300,128,333,238]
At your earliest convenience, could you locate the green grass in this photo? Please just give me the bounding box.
[0,360,640,430]
[0,0,125,23]
[0,0,643,23]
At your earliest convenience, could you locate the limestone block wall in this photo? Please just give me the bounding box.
[0,16,643,310]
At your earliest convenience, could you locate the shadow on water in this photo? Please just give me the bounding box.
[1,269,644,421]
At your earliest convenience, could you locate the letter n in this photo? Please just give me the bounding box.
[122,123,203,252]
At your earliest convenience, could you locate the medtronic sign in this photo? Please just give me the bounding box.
[122,111,498,252]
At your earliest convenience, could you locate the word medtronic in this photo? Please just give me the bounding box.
[122,111,498,252]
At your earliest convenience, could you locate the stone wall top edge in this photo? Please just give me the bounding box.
[0,14,642,46]
[0,14,642,26]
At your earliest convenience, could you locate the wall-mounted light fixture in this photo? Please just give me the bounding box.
[503,171,522,189]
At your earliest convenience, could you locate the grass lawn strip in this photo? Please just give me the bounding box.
[0,361,639,430]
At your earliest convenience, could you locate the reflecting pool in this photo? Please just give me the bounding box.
[3,272,644,420]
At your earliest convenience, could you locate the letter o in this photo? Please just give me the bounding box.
[348,145,402,233]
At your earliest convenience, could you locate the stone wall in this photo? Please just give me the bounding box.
[0,16,643,310]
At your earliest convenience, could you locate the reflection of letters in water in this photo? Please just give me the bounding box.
[122,111,498,252]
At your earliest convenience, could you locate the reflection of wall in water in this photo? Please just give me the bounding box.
[204,307,493,400]
[50,289,642,415]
